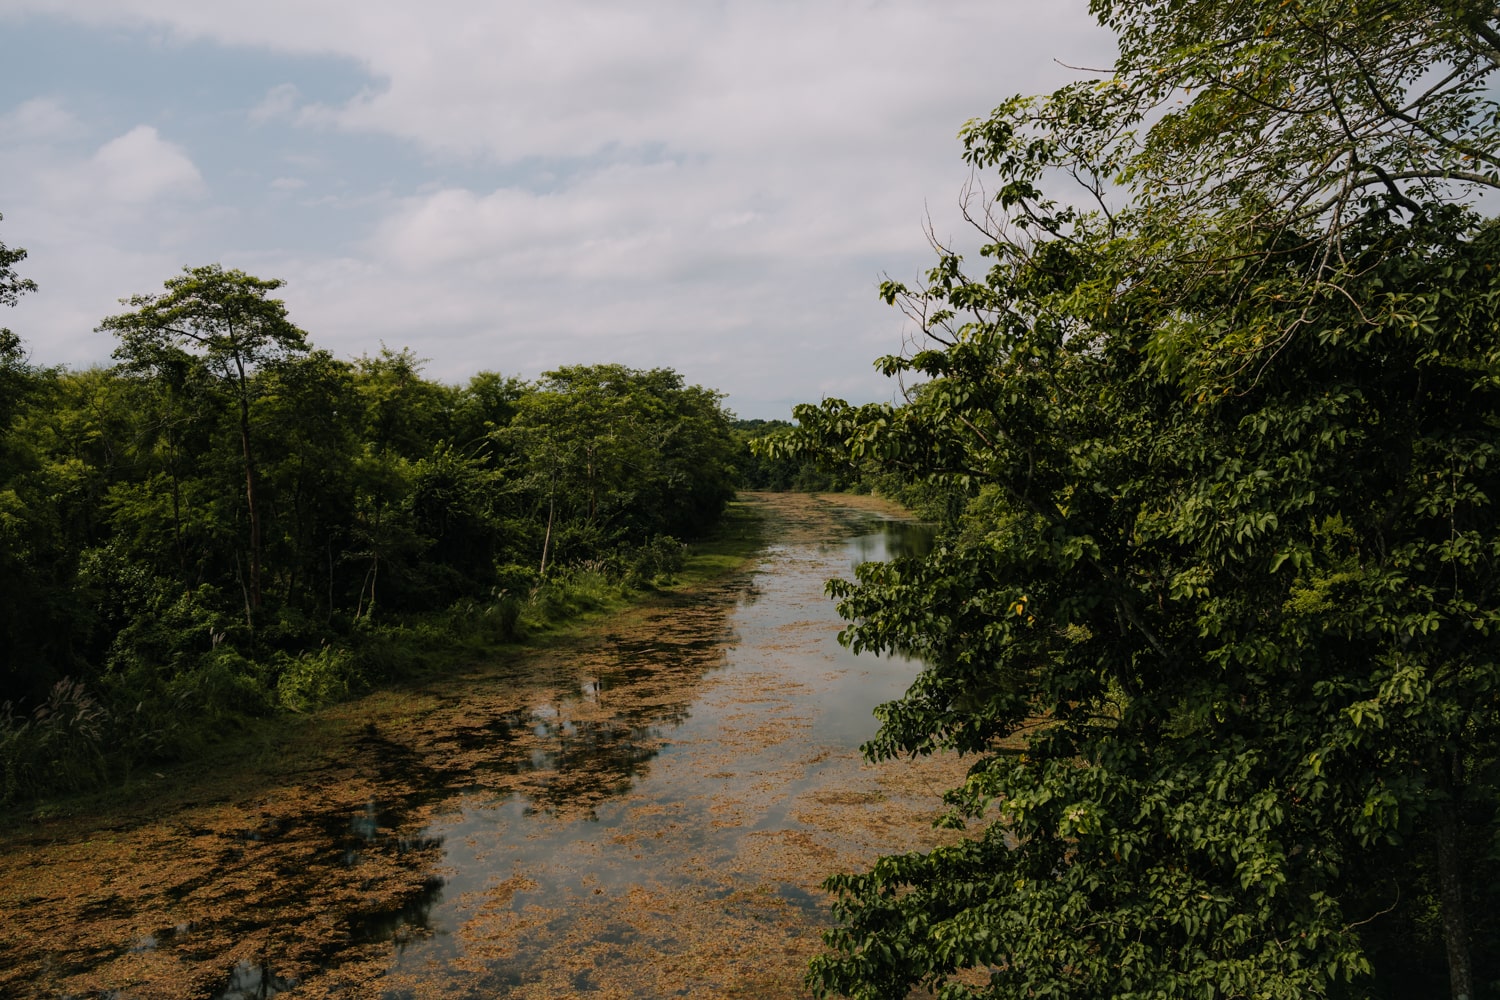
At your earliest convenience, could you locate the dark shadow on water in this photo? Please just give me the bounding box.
[522,718,664,817]
[212,959,299,1000]
[846,519,937,565]
[348,875,447,950]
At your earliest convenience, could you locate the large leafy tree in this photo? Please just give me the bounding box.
[100,266,310,617]
[781,3,1500,998]
[0,212,54,700]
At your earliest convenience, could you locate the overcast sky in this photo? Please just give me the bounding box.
[0,1,1112,418]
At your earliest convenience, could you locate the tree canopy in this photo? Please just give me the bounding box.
[775,2,1500,997]
[0,253,740,803]
[0,211,38,427]
[101,266,312,615]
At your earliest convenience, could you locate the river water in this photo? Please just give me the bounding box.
[0,493,966,999]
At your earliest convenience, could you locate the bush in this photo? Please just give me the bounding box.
[175,648,275,719]
[0,678,108,804]
[522,566,621,629]
[275,645,361,713]
[625,534,686,588]
[493,562,541,599]
[442,593,524,647]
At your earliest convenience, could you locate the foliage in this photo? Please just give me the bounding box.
[0,213,38,310]
[100,265,312,616]
[0,247,740,804]
[733,418,862,492]
[0,213,37,440]
[275,646,359,713]
[1,679,107,805]
[503,364,737,571]
[772,3,1500,998]
[0,212,38,407]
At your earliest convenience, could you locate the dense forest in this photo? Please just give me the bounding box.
[773,1,1500,999]
[0,254,740,802]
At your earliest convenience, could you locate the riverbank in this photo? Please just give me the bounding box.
[1,496,770,829]
[0,491,964,999]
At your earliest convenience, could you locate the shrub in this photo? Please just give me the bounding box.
[0,678,108,804]
[275,645,361,713]
[625,534,686,588]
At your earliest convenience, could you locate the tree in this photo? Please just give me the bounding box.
[777,3,1500,998]
[450,370,526,463]
[0,212,37,308]
[502,365,735,573]
[100,266,310,618]
[0,212,54,702]
[351,345,454,459]
[0,211,39,431]
[254,349,360,617]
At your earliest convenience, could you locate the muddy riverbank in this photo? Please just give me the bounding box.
[0,492,969,999]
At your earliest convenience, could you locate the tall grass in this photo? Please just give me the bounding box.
[1,679,108,805]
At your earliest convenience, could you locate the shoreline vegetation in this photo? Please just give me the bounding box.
[0,490,909,831]
[765,3,1500,996]
[2,256,848,813]
[0,491,774,827]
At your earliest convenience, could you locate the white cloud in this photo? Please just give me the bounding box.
[84,125,205,203]
[8,1,1110,161]
[11,120,206,212]
[0,97,82,142]
[2,0,1117,414]
[0,105,219,366]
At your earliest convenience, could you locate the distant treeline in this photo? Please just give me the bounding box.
[0,262,741,801]
[734,416,968,527]
[731,419,859,493]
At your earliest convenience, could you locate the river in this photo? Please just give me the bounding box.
[0,493,968,999]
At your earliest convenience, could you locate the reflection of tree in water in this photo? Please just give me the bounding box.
[209,864,447,998]
[845,521,937,565]
[595,632,730,727]
[733,576,765,609]
[184,777,451,1000]
[522,626,733,815]
[215,958,299,999]
[883,521,937,561]
[345,874,446,950]
[521,718,664,817]
[427,587,742,819]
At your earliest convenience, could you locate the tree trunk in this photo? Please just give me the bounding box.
[540,489,555,576]
[233,550,253,632]
[1435,761,1474,1000]
[168,440,186,585]
[233,359,262,612]
[326,537,335,626]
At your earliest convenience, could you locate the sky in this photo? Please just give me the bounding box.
[0,1,1113,418]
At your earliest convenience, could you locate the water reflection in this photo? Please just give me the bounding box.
[347,875,446,950]
[216,959,298,999]
[520,718,662,817]
[845,518,937,565]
